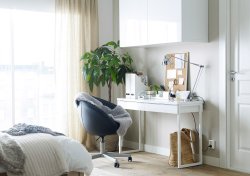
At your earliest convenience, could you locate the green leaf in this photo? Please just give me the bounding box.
[111,70,116,82]
[80,40,135,99]
[86,73,91,82]
[104,41,118,49]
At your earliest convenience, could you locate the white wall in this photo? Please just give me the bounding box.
[99,0,220,159]
[98,0,113,46]
[98,0,114,100]
[125,0,219,158]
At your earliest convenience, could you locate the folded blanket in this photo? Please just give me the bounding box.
[3,123,64,136]
[75,92,132,136]
[0,132,25,175]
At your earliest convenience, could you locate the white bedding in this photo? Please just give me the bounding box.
[56,135,93,174]
[0,134,93,176]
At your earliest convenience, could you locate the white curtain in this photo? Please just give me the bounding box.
[55,0,99,150]
[0,1,60,131]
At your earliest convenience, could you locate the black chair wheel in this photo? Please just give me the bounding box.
[128,156,132,162]
[114,162,120,168]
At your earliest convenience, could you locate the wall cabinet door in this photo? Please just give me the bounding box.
[147,0,182,44]
[119,0,207,47]
[119,0,148,47]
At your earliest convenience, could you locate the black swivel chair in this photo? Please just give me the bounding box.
[77,97,132,168]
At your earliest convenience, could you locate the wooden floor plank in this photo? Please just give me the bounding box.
[92,152,250,176]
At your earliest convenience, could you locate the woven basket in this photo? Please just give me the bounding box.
[168,128,196,166]
[96,134,119,152]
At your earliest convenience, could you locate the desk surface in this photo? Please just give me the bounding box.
[117,98,203,114]
[117,98,203,105]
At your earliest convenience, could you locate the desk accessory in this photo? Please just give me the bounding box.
[176,91,190,101]
[163,53,204,100]
[125,73,147,99]
[164,53,189,93]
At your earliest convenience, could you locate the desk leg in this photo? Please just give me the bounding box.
[139,110,142,151]
[199,106,203,164]
[119,136,122,154]
[121,110,143,154]
[178,107,203,168]
[177,113,181,168]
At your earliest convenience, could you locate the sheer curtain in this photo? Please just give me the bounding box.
[55,0,99,150]
[0,1,61,131]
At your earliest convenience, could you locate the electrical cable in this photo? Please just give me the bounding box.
[190,96,209,153]
[191,95,205,134]
[203,145,212,152]
[193,95,205,104]
[191,112,199,135]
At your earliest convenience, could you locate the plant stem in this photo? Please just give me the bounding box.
[108,78,112,102]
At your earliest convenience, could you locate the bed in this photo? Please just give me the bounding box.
[0,133,93,176]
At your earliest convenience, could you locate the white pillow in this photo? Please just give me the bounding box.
[56,136,93,175]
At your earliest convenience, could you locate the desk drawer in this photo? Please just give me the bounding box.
[179,105,201,113]
[142,103,178,114]
[118,101,178,114]
[117,101,144,111]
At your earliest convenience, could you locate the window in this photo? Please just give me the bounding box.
[0,1,65,132]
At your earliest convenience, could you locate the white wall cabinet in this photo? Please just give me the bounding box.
[119,0,208,47]
[119,0,148,47]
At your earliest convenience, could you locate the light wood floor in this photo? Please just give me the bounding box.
[92,152,250,176]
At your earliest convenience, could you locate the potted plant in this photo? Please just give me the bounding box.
[81,41,134,102]
[81,41,134,152]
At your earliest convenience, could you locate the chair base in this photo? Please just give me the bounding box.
[92,138,132,168]
[92,152,132,168]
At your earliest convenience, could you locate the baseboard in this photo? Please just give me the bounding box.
[123,139,170,156]
[123,140,220,167]
[203,155,220,167]
[123,140,139,150]
[144,144,170,156]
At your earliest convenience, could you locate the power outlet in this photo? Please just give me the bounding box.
[209,140,215,149]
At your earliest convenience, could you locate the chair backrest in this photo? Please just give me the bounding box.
[78,100,120,137]
[93,96,117,109]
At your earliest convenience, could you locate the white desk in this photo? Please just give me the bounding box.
[117,98,203,168]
